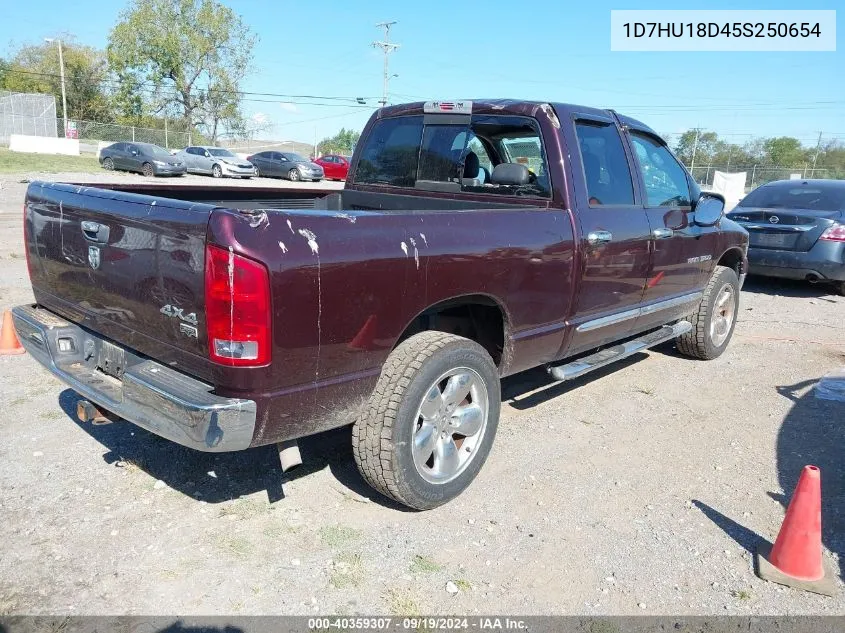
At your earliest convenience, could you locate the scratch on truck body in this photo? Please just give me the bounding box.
[420,233,428,246]
[278,241,288,254]
[298,228,322,393]
[334,212,356,223]
[287,219,294,234]
[400,242,408,257]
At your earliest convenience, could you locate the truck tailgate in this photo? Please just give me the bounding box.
[24,182,216,380]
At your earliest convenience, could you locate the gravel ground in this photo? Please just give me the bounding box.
[0,172,843,616]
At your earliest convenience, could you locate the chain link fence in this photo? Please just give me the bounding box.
[687,164,836,191]
[0,91,58,144]
[57,118,194,150]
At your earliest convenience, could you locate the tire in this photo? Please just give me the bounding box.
[142,162,154,178]
[288,168,301,182]
[102,157,114,170]
[212,164,223,178]
[352,331,501,510]
[677,265,740,360]
[254,167,261,177]
[834,280,845,297]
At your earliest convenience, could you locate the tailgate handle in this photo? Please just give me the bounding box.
[81,221,110,243]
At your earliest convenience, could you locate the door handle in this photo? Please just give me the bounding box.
[81,221,110,243]
[586,230,613,246]
[652,228,674,239]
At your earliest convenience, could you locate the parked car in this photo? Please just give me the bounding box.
[99,142,186,177]
[174,146,255,179]
[247,151,324,181]
[313,154,350,181]
[727,179,845,295]
[16,99,747,510]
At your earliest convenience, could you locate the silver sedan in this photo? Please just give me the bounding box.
[174,146,256,178]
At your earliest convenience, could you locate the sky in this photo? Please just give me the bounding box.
[2,0,843,148]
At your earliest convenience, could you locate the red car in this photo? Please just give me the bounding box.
[313,154,350,181]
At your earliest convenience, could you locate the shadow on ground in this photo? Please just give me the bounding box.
[57,388,407,510]
[741,275,840,300]
[694,374,845,584]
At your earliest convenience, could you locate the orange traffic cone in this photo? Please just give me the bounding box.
[348,314,378,351]
[754,465,836,596]
[0,310,25,355]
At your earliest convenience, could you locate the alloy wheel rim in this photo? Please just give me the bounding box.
[710,283,736,347]
[411,367,489,485]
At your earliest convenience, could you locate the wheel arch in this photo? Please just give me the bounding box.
[393,293,511,370]
[716,246,746,277]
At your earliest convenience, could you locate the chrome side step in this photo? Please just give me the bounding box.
[547,321,692,382]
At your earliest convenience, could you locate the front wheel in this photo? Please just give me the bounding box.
[353,331,501,510]
[212,164,223,178]
[288,168,301,182]
[102,157,114,170]
[677,264,740,360]
[142,162,154,178]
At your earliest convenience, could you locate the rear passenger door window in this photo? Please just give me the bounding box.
[574,122,635,206]
[629,133,691,208]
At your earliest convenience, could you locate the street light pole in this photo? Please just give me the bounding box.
[45,38,68,136]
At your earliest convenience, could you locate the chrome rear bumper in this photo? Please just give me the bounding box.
[11,305,256,452]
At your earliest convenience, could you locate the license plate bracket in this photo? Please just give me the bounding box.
[751,232,793,249]
[98,340,126,379]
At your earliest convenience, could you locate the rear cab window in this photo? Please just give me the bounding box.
[353,112,551,198]
[738,184,845,211]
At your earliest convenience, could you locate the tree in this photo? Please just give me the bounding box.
[674,130,719,165]
[318,127,360,155]
[0,40,113,122]
[763,137,808,167]
[107,0,257,142]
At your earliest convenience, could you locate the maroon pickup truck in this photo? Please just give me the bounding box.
[14,100,748,509]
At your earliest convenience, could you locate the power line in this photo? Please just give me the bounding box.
[372,21,399,107]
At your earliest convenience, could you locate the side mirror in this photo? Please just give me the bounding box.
[204,151,211,158]
[694,192,725,227]
[131,150,139,156]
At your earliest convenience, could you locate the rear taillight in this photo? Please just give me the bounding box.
[204,244,271,366]
[819,223,845,242]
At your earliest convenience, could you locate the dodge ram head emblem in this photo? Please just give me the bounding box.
[769,215,780,224]
[87,246,101,269]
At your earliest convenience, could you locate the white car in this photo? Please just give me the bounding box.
[175,146,256,178]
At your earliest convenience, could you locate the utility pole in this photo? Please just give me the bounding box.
[44,38,68,136]
[689,128,701,175]
[811,131,823,176]
[372,21,399,107]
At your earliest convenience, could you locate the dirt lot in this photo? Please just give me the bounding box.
[0,172,843,616]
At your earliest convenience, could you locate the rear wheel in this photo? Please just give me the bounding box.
[834,280,845,296]
[677,264,740,360]
[288,168,301,182]
[212,164,223,178]
[102,157,114,170]
[353,331,500,510]
[254,166,261,177]
[142,162,154,178]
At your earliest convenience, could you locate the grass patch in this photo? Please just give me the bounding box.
[10,397,28,407]
[0,147,102,174]
[8,253,22,259]
[454,579,472,591]
[409,555,442,574]
[263,520,300,538]
[218,498,271,521]
[384,588,421,617]
[731,589,752,600]
[319,524,362,547]
[217,535,253,559]
[38,410,64,420]
[328,551,364,589]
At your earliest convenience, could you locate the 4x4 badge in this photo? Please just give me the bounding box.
[160,304,198,325]
[87,246,100,269]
